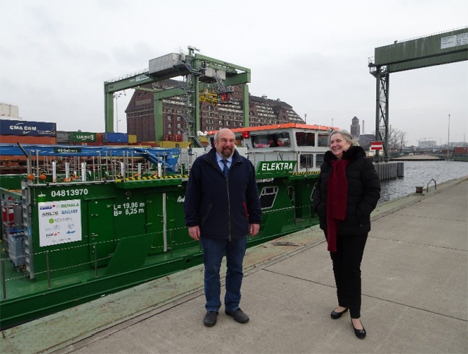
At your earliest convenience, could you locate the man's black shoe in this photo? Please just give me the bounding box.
[203,311,218,327]
[225,308,249,323]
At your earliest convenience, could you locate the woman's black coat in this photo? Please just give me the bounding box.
[312,146,381,236]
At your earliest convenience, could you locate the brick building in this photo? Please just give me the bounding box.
[125,80,305,142]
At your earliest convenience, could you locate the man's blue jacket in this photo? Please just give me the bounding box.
[184,147,262,240]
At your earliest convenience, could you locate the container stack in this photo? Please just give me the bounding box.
[103,132,128,145]
[0,119,57,144]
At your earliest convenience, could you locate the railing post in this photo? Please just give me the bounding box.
[94,244,98,278]
[1,258,7,300]
[46,250,51,289]
[426,179,437,193]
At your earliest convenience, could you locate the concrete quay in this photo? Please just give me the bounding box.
[1,177,467,354]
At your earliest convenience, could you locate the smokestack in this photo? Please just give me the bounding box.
[362,120,365,134]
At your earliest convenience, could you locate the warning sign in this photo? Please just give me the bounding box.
[370,142,383,151]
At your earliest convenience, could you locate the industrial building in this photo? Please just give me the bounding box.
[125,79,305,142]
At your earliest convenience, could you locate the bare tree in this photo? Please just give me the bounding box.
[397,131,407,152]
[387,127,407,152]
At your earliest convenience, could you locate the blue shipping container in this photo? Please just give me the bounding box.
[103,132,128,143]
[0,119,57,137]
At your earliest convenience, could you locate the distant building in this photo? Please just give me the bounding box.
[350,116,360,138]
[418,140,437,148]
[125,80,305,142]
[358,134,376,150]
[349,116,375,150]
[0,103,20,119]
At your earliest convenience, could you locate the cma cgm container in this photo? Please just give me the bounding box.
[103,132,128,143]
[0,119,56,136]
[0,135,57,145]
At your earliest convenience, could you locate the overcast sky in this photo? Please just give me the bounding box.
[1,0,467,146]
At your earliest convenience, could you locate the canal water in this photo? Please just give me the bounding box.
[378,161,467,203]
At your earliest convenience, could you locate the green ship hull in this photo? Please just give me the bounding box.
[0,123,329,329]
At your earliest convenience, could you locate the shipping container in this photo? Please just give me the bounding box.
[148,53,182,77]
[0,119,56,137]
[0,135,57,145]
[128,144,155,148]
[0,103,19,118]
[69,132,97,143]
[76,142,102,146]
[103,132,128,143]
[453,147,468,155]
[128,134,137,144]
[175,141,191,148]
[159,141,190,148]
[104,143,128,147]
[56,131,70,143]
[173,134,183,142]
[138,141,159,147]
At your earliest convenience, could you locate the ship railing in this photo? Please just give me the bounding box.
[0,202,318,302]
[1,144,183,183]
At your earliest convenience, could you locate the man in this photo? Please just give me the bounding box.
[184,128,261,327]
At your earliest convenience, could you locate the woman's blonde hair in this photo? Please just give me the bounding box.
[328,130,359,146]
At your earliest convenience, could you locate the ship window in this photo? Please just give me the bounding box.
[259,186,279,209]
[296,132,315,146]
[300,154,314,169]
[250,132,291,148]
[318,134,329,147]
[316,154,324,167]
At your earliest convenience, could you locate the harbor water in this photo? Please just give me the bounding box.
[379,161,467,203]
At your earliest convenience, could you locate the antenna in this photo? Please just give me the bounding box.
[187,46,200,55]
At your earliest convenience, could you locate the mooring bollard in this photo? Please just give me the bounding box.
[415,186,423,194]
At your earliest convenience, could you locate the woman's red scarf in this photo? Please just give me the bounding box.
[326,159,350,252]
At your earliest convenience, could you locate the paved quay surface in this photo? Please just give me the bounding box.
[1,177,467,354]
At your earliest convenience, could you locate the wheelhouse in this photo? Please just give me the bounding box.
[207,123,336,173]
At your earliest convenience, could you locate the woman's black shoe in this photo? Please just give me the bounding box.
[330,308,348,319]
[351,319,366,339]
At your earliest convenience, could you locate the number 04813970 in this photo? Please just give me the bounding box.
[50,189,89,198]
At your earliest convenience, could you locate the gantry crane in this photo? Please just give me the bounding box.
[104,46,251,146]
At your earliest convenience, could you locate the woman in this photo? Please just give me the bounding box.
[312,130,380,339]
